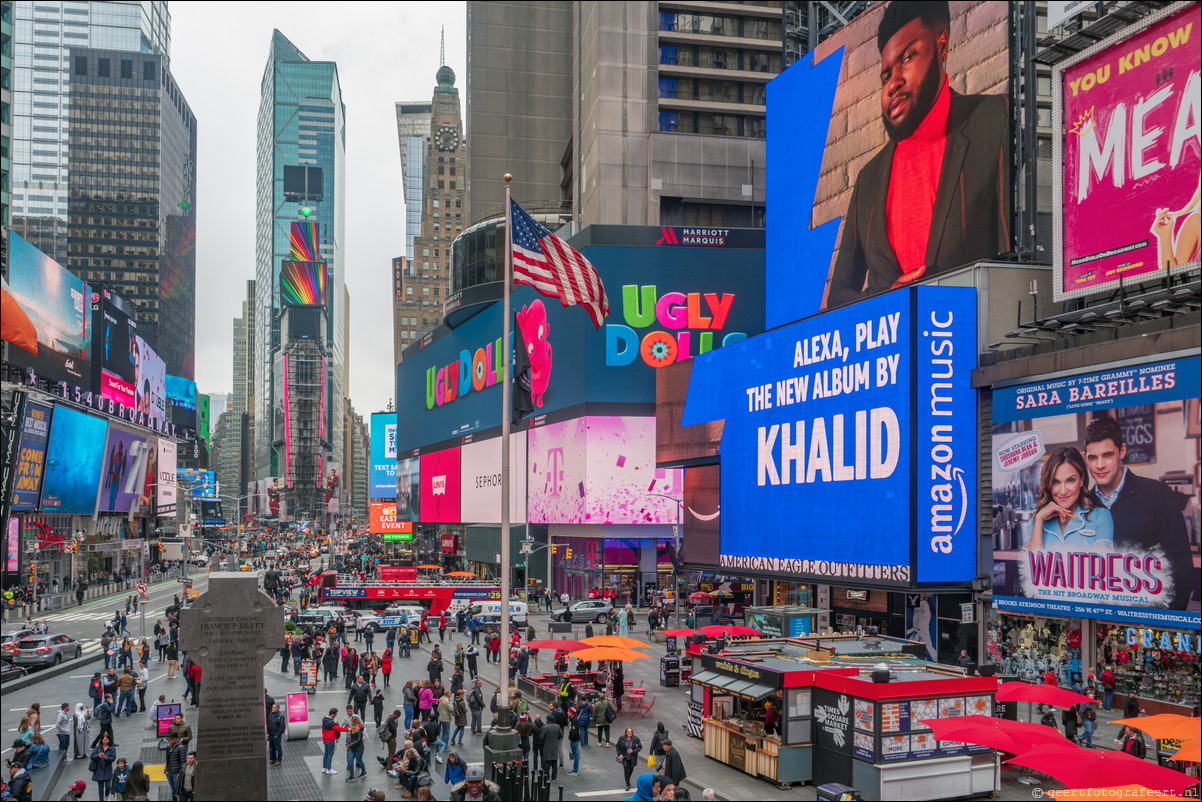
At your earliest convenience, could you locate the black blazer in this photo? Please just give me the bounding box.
[826,92,1010,309]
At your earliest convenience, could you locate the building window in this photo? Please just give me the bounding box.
[98,58,109,78]
[659,112,678,132]
[143,61,156,81]
[659,46,678,66]
[658,78,677,99]
[121,59,133,79]
[74,56,87,76]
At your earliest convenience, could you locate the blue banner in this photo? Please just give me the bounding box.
[995,595,1201,630]
[370,412,397,499]
[682,286,978,584]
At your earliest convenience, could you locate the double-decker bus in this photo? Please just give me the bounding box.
[316,571,501,616]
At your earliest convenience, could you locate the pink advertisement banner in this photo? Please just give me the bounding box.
[1057,4,1201,300]
[420,447,461,524]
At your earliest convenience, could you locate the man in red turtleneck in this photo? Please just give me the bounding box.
[825,1,1010,310]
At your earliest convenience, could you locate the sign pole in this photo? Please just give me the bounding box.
[499,174,513,714]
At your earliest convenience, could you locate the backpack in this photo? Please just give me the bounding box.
[377,719,392,743]
[605,705,616,723]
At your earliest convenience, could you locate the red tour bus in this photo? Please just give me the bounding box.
[316,571,501,615]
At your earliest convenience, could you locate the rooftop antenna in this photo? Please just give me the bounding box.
[440,26,445,66]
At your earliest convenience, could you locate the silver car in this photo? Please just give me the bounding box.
[12,634,82,667]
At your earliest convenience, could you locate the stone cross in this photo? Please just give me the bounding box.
[179,573,283,800]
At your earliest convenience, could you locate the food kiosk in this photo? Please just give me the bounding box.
[689,637,1000,799]
[743,605,822,638]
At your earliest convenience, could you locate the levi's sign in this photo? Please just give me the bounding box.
[682,286,978,584]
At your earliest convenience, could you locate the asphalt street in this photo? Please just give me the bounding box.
[2,573,1133,801]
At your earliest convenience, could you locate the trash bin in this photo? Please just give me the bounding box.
[816,783,861,801]
[659,653,680,687]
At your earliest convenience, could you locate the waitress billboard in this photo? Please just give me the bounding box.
[1055,3,1201,300]
[991,355,1201,628]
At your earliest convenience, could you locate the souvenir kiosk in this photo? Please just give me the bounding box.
[688,637,1000,798]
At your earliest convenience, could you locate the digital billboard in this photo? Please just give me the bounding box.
[157,439,177,517]
[166,374,197,432]
[97,426,151,513]
[419,447,460,524]
[1054,3,1200,300]
[765,1,1011,325]
[991,356,1201,627]
[324,462,342,515]
[280,261,327,307]
[681,286,978,586]
[370,412,397,499]
[40,406,108,515]
[395,239,765,455]
[11,400,53,511]
[6,232,91,385]
[396,456,420,523]
[369,502,414,538]
[95,290,137,407]
[135,336,167,430]
[460,433,527,524]
[527,417,681,526]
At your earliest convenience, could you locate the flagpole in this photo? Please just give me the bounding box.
[499,174,514,719]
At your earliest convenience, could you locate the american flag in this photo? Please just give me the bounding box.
[510,198,609,329]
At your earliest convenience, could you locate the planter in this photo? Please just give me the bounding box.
[653,630,667,643]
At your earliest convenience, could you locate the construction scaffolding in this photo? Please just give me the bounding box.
[280,339,326,519]
[783,1,874,66]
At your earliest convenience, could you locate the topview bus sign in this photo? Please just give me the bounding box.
[681,286,978,586]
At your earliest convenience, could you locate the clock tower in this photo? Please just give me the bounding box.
[395,53,467,360]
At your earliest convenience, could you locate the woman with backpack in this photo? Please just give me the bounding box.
[594,694,614,747]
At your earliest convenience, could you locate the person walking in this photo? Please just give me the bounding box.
[166,713,192,755]
[465,644,480,680]
[452,690,468,746]
[1080,694,1097,748]
[88,672,104,713]
[427,654,443,687]
[372,689,386,730]
[402,681,417,730]
[125,762,151,801]
[594,694,613,747]
[164,733,186,800]
[379,709,401,770]
[443,748,467,786]
[437,691,454,755]
[92,695,116,748]
[179,754,196,801]
[660,738,687,788]
[90,733,117,802]
[186,661,202,708]
[616,726,642,791]
[349,675,371,721]
[266,703,285,766]
[164,641,179,680]
[1100,665,1116,711]
[72,704,91,760]
[567,708,581,776]
[321,707,349,775]
[322,646,339,685]
[381,649,393,689]
[54,703,72,759]
[136,661,149,713]
[578,698,591,747]
[541,715,563,781]
[418,681,434,722]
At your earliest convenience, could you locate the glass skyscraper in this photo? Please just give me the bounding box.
[10,1,170,262]
[254,30,346,488]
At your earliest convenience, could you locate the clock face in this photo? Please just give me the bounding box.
[435,125,459,152]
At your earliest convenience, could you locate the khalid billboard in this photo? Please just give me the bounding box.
[11,400,53,511]
[682,286,978,586]
[1054,3,1200,300]
[395,234,765,456]
[766,1,1012,326]
[370,412,397,499]
[991,356,1201,627]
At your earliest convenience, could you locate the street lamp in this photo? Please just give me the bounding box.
[648,492,684,627]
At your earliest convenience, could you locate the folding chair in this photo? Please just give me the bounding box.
[639,695,656,718]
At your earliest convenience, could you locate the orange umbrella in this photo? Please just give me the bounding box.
[571,647,651,663]
[1048,785,1195,801]
[417,564,443,570]
[1171,739,1200,763]
[444,571,476,577]
[1112,714,1201,742]
[581,635,652,651]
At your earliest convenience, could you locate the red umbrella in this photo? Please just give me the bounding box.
[525,639,586,651]
[1007,743,1197,795]
[919,715,1069,755]
[995,681,1093,708]
[687,592,710,603]
[698,625,761,638]
[660,629,696,637]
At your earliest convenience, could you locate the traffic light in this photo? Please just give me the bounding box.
[551,545,558,555]
[565,547,573,560]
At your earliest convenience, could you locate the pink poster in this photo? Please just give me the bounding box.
[1057,4,1201,300]
[419,447,460,523]
[286,692,308,725]
[528,418,587,524]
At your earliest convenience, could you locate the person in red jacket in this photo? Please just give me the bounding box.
[419,615,430,644]
[320,707,348,774]
[187,662,202,708]
[487,633,501,664]
[381,649,393,689]
[439,613,448,642]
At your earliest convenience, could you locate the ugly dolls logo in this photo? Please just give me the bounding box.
[605,285,745,368]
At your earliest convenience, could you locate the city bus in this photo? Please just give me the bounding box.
[316,571,501,616]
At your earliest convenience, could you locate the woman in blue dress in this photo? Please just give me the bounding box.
[1026,447,1114,551]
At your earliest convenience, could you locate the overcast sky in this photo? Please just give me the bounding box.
[169,1,467,415]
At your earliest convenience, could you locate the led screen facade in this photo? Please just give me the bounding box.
[765,1,1011,326]
[1054,3,1201,300]
[396,456,420,523]
[11,400,52,511]
[135,336,167,430]
[157,439,177,517]
[6,232,91,385]
[460,433,527,524]
[97,426,151,513]
[40,406,109,515]
[419,448,460,523]
[280,261,328,307]
[166,375,197,432]
[95,289,138,407]
[991,356,1201,628]
[370,412,398,499]
[682,286,978,586]
[370,502,414,537]
[395,240,764,456]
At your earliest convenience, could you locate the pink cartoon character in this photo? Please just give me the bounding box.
[517,299,552,407]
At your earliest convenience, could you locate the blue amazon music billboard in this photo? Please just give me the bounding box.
[681,285,978,586]
[395,231,765,456]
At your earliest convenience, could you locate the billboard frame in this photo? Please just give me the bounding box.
[1051,1,1200,302]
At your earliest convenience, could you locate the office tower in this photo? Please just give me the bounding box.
[254,30,346,494]
[393,99,431,365]
[65,47,196,379]
[1,1,11,229]
[393,57,466,351]
[208,392,229,421]
[10,1,170,262]
[466,1,832,230]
